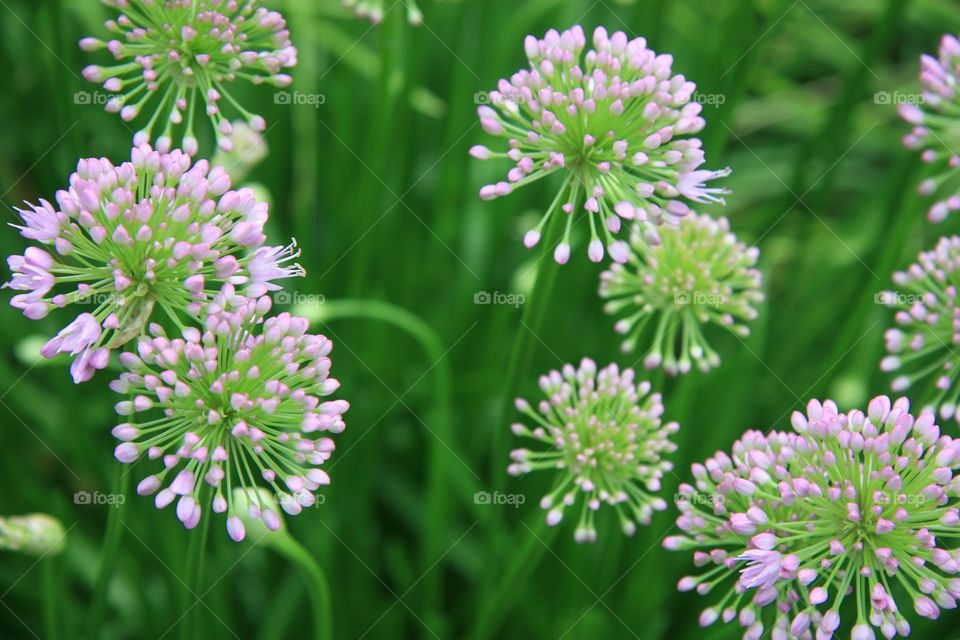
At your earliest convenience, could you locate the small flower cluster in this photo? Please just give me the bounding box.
[81,0,296,153]
[665,396,960,640]
[599,214,762,374]
[898,33,960,223]
[508,358,679,542]
[4,144,303,382]
[471,25,729,263]
[343,0,423,25]
[111,286,347,541]
[0,514,66,557]
[881,236,960,422]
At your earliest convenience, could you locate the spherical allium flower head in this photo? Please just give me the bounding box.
[343,0,422,25]
[598,214,763,375]
[3,144,304,383]
[109,286,348,541]
[80,0,297,154]
[470,25,730,264]
[508,358,679,543]
[881,236,960,422]
[898,33,960,223]
[664,396,960,640]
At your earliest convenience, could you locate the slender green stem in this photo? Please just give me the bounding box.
[272,535,332,640]
[42,556,59,640]
[352,6,406,294]
[295,299,454,624]
[88,464,130,640]
[180,487,212,640]
[490,210,566,488]
[286,0,321,277]
[469,517,559,640]
[482,211,566,612]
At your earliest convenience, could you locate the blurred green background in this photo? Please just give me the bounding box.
[1,0,959,638]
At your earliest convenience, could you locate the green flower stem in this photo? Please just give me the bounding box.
[490,210,566,489]
[271,534,332,640]
[42,555,60,640]
[469,517,559,640]
[477,213,565,628]
[87,464,130,640]
[287,0,321,276]
[179,485,212,640]
[295,299,454,624]
[351,8,406,294]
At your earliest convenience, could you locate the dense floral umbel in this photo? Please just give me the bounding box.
[599,214,762,374]
[899,33,960,223]
[3,144,303,383]
[110,287,348,541]
[664,396,960,640]
[881,236,960,422]
[343,0,422,25]
[508,358,678,542]
[80,0,296,154]
[470,25,729,264]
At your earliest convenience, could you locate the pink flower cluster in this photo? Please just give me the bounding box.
[81,0,296,153]
[881,236,960,422]
[471,25,729,263]
[111,286,347,540]
[4,144,303,382]
[509,358,678,542]
[665,396,960,639]
[899,33,960,223]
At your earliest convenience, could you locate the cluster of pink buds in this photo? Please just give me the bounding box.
[471,25,729,264]
[80,0,296,153]
[666,396,960,640]
[110,286,348,541]
[4,144,303,382]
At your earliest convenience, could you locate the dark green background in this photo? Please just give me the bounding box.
[0,0,958,638]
